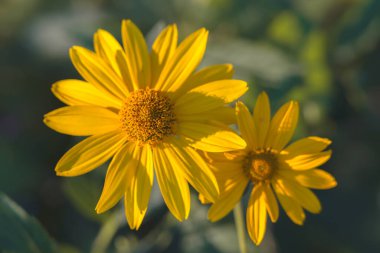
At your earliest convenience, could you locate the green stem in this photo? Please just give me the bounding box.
[91,211,125,253]
[233,201,247,253]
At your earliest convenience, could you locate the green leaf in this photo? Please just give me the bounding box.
[0,192,58,253]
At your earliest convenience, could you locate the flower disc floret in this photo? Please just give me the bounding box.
[119,88,176,145]
[243,150,278,182]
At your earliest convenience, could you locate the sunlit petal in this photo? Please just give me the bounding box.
[55,131,126,176]
[253,92,271,149]
[150,24,178,85]
[208,176,248,222]
[44,106,120,136]
[273,180,305,225]
[70,46,128,100]
[51,79,121,108]
[155,28,208,91]
[125,145,153,229]
[96,142,137,214]
[265,101,299,151]
[178,122,246,152]
[236,101,258,149]
[168,137,219,202]
[246,184,267,245]
[122,20,151,89]
[174,64,234,99]
[153,144,190,221]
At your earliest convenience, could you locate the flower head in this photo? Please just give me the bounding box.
[204,92,337,245]
[44,20,247,229]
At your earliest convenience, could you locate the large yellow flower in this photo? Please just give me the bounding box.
[44,20,248,229]
[203,92,337,245]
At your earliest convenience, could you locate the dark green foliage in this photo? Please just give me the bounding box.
[0,193,58,253]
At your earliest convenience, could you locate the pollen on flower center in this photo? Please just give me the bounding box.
[119,88,176,145]
[243,151,278,182]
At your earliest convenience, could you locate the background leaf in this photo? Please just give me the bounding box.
[0,192,58,253]
[63,175,109,223]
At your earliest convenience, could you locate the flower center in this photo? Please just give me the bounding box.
[243,151,278,182]
[119,88,176,145]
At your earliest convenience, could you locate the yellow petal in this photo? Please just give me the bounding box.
[155,28,208,91]
[176,80,248,105]
[200,150,246,185]
[175,91,225,115]
[177,106,236,125]
[282,150,332,171]
[265,101,299,151]
[51,79,121,108]
[209,160,246,178]
[95,142,137,214]
[199,193,212,204]
[236,101,258,149]
[202,150,245,164]
[94,30,135,92]
[262,182,279,222]
[70,46,128,100]
[205,158,247,219]
[296,169,337,189]
[167,137,219,202]
[150,24,178,85]
[94,29,123,77]
[44,106,120,136]
[174,64,234,99]
[283,136,332,157]
[279,179,321,214]
[208,176,248,222]
[278,169,337,190]
[246,185,267,245]
[178,122,246,152]
[253,92,271,149]
[125,145,154,230]
[122,20,151,89]
[153,144,190,221]
[272,180,305,225]
[115,50,139,91]
[55,131,126,177]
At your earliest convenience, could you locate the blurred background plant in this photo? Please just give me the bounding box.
[0,0,379,252]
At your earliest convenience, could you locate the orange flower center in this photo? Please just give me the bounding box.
[243,151,277,182]
[119,88,176,145]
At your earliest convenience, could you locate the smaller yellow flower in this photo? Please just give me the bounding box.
[203,92,337,245]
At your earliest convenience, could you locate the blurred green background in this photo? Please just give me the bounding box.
[0,0,379,252]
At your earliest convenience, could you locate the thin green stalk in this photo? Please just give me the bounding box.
[91,211,125,253]
[233,201,247,253]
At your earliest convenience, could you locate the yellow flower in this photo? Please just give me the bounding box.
[204,92,337,245]
[44,20,248,229]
